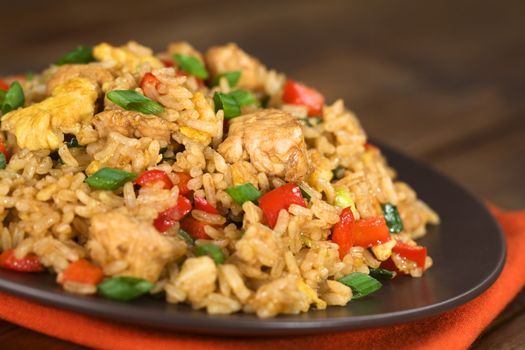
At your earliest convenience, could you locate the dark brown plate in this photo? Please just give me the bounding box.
[0,141,506,336]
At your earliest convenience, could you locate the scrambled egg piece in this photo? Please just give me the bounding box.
[1,78,98,150]
[179,92,218,145]
[93,41,163,73]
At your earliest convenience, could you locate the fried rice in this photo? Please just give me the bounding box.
[0,41,439,318]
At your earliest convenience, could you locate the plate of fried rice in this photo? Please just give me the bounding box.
[0,41,505,335]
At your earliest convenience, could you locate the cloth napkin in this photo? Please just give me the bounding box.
[0,206,524,350]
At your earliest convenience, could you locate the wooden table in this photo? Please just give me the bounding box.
[1,1,524,348]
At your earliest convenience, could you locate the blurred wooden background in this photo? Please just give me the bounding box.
[0,0,524,348]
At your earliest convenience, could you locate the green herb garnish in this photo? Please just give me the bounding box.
[195,243,225,264]
[381,203,404,233]
[97,276,153,302]
[107,90,164,115]
[85,167,137,190]
[174,54,208,80]
[225,183,262,205]
[1,81,25,115]
[0,153,6,169]
[178,228,195,245]
[369,268,396,280]
[211,71,241,87]
[337,272,382,299]
[56,46,94,65]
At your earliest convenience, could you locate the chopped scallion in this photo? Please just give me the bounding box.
[369,268,396,280]
[332,165,345,180]
[337,272,382,299]
[97,276,153,302]
[107,90,164,115]
[85,167,137,190]
[0,90,5,106]
[300,117,322,127]
[195,243,225,264]
[1,81,25,115]
[56,46,94,65]
[228,89,258,107]
[174,54,208,79]
[65,135,79,148]
[213,92,241,119]
[334,187,353,209]
[382,203,404,233]
[211,71,241,87]
[178,228,195,245]
[299,185,312,201]
[0,153,6,169]
[225,183,261,205]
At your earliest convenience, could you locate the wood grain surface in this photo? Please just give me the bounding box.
[0,1,524,349]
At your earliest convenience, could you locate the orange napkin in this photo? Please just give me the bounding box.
[0,207,524,350]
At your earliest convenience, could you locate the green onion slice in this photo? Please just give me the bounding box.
[213,92,241,119]
[195,243,225,264]
[0,153,6,170]
[225,183,261,205]
[0,90,5,106]
[334,187,353,209]
[65,135,79,148]
[97,276,153,302]
[56,46,94,65]
[178,228,195,245]
[2,81,25,115]
[381,203,404,233]
[107,90,164,115]
[174,54,208,80]
[229,89,258,107]
[299,185,312,201]
[211,71,241,87]
[85,167,136,190]
[369,267,396,280]
[332,165,345,180]
[337,272,382,299]
[300,117,322,127]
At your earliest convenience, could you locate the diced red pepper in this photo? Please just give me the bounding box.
[353,216,391,248]
[180,216,212,240]
[174,172,192,196]
[258,183,307,228]
[332,207,355,259]
[161,58,174,67]
[282,79,325,116]
[392,241,427,269]
[175,70,205,88]
[153,196,192,232]
[364,142,377,151]
[194,196,219,214]
[0,249,43,272]
[380,257,402,275]
[0,79,9,91]
[139,72,161,90]
[60,259,104,285]
[0,142,9,161]
[135,169,173,189]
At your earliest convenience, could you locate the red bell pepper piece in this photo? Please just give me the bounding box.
[180,216,212,240]
[161,58,174,67]
[135,169,173,189]
[392,241,427,268]
[153,196,192,232]
[140,72,161,90]
[0,142,9,161]
[380,257,402,275]
[332,207,355,259]
[0,79,9,91]
[60,259,104,285]
[282,79,325,116]
[364,142,377,151]
[353,216,391,247]
[174,172,192,196]
[0,249,43,272]
[194,196,219,214]
[258,183,307,228]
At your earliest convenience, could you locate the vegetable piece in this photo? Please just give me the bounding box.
[332,165,345,180]
[134,169,173,189]
[61,259,104,285]
[211,71,241,87]
[300,116,322,127]
[194,244,225,264]
[228,89,258,107]
[0,141,8,162]
[337,272,382,299]
[0,249,43,272]
[369,267,396,280]
[2,81,25,114]
[282,79,325,116]
[0,79,9,91]
[194,196,219,214]
[364,142,377,151]
[334,187,353,209]
[139,72,161,90]
[213,92,241,119]
[153,196,192,232]
[107,90,164,115]
[381,203,404,233]
[0,153,6,170]
[178,228,195,245]
[180,216,212,240]
[174,172,192,196]
[332,207,355,259]
[258,183,307,228]
[85,167,137,190]
[174,54,209,79]
[392,242,427,268]
[55,46,94,65]
[0,90,5,106]
[298,185,312,201]
[97,276,153,302]
[64,135,79,148]
[225,183,261,205]
[353,216,391,248]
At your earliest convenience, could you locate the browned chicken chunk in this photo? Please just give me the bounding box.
[218,109,310,182]
[88,211,186,282]
[47,64,113,94]
[205,43,267,90]
[92,110,176,143]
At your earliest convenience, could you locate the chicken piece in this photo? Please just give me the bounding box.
[218,109,310,182]
[47,64,113,94]
[167,41,204,62]
[1,78,98,151]
[89,211,186,282]
[93,41,163,73]
[205,43,267,90]
[92,110,175,143]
